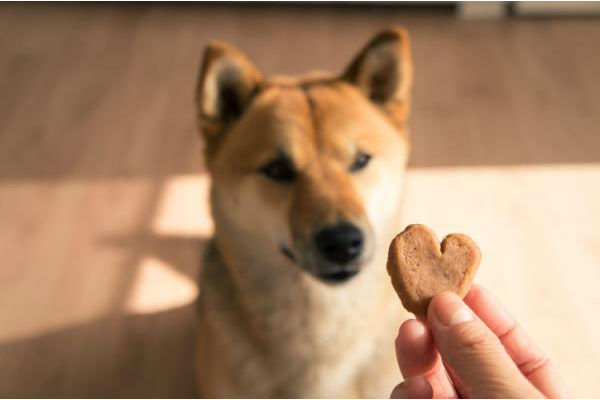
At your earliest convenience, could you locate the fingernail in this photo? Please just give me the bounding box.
[430,292,473,327]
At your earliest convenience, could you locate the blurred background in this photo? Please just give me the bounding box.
[0,2,599,397]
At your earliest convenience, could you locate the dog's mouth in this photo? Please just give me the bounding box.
[279,244,362,284]
[317,269,360,284]
[279,244,296,262]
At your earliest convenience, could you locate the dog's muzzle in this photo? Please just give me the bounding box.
[281,222,369,284]
[314,223,364,265]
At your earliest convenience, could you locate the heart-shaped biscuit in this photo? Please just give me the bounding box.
[386,224,481,316]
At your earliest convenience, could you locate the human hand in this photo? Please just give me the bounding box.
[390,285,569,398]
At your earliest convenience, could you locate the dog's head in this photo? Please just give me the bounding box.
[196,28,413,284]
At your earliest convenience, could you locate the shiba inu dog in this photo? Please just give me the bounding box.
[195,28,413,398]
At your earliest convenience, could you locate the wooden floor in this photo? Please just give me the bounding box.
[0,3,599,397]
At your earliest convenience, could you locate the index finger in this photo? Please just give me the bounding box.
[464,285,570,398]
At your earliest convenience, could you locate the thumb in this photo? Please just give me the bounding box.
[427,292,542,399]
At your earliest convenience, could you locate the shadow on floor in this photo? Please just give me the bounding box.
[0,305,198,398]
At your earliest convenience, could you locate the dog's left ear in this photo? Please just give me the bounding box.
[342,28,413,126]
[195,41,263,149]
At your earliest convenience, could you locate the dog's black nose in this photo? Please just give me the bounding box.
[315,223,364,265]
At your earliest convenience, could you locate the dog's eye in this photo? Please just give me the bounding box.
[260,157,296,183]
[350,152,371,172]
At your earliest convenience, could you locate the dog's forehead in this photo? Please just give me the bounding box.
[302,83,398,157]
[251,85,344,156]
[246,86,313,151]
[254,82,386,138]
[234,81,397,167]
[303,83,378,132]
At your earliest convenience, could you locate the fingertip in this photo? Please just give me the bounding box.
[396,319,437,376]
[390,376,433,399]
[398,318,428,342]
[427,291,470,328]
[463,285,514,336]
[465,284,493,309]
[428,291,461,312]
[390,382,405,399]
[464,284,484,303]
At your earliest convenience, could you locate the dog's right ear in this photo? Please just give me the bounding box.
[195,41,263,147]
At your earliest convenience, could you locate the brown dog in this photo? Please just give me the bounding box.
[195,27,413,397]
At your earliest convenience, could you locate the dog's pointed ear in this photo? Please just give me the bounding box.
[342,28,413,125]
[195,41,263,142]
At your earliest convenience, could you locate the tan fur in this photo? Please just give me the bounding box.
[196,28,413,397]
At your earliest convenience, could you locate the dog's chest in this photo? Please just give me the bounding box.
[199,248,399,397]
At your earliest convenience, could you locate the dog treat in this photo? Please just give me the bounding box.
[386,224,481,316]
